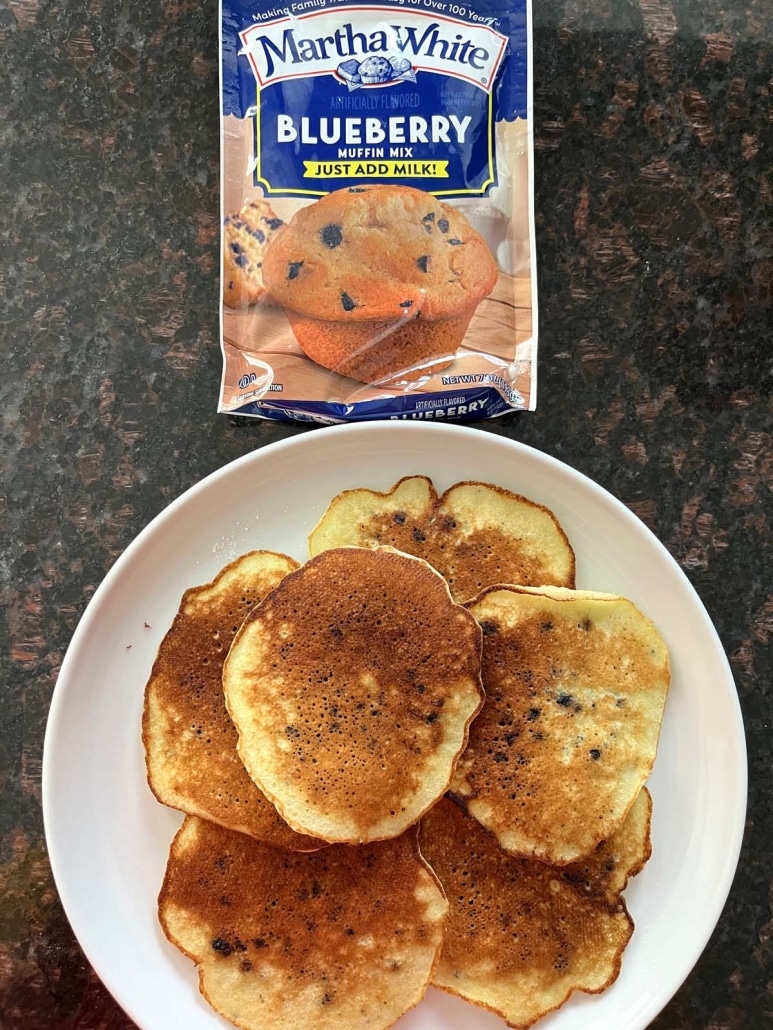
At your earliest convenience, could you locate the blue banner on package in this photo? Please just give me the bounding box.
[222,0,528,199]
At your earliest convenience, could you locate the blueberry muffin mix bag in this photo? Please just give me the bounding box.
[219,0,536,422]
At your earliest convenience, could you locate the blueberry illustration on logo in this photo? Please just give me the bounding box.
[336,53,417,91]
[358,56,393,84]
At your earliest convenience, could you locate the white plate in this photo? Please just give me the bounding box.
[43,422,747,1030]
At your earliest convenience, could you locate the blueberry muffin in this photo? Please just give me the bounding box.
[358,55,393,83]
[223,199,284,308]
[262,185,498,382]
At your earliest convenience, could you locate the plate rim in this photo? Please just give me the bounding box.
[42,421,749,1029]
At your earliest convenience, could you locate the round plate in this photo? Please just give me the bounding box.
[43,422,747,1030]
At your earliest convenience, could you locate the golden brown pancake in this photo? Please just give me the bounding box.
[143,551,321,851]
[223,546,484,843]
[308,476,576,602]
[419,791,652,1029]
[564,787,653,901]
[452,585,669,864]
[159,816,448,1030]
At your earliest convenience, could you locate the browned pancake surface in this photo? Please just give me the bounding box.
[142,551,321,851]
[562,787,653,902]
[419,792,651,1028]
[223,547,484,843]
[452,586,669,863]
[308,476,575,602]
[159,817,448,1030]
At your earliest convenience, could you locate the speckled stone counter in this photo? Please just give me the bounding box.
[1,0,771,1025]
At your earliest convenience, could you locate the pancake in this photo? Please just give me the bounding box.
[564,786,653,901]
[143,551,322,851]
[419,790,652,1029]
[452,585,669,864]
[308,476,576,602]
[159,816,448,1030]
[223,546,484,843]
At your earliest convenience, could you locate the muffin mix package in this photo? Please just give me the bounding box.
[218,0,536,422]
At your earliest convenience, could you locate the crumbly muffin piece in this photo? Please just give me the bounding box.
[223,199,284,308]
[262,185,497,323]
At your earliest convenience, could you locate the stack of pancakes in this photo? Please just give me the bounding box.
[143,477,669,1030]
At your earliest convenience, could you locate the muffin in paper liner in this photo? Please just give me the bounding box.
[262,185,498,384]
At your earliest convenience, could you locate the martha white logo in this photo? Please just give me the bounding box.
[239,8,508,91]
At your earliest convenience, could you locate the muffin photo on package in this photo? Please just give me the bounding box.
[263,185,498,384]
[218,0,536,423]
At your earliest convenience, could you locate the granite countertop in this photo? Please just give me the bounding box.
[1,0,771,1025]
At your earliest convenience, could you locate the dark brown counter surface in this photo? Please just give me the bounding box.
[1,0,771,1026]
